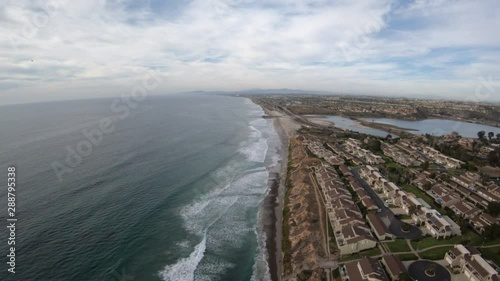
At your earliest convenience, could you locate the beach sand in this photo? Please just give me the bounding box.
[257,103,300,281]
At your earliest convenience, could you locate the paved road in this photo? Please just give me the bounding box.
[478,243,500,249]
[351,168,422,239]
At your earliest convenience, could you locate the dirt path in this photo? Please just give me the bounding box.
[309,172,332,281]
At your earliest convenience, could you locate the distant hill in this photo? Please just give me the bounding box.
[235,88,332,95]
[179,89,500,103]
[182,88,333,95]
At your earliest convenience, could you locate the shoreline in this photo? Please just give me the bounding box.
[253,98,300,281]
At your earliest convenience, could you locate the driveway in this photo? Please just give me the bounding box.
[408,260,451,281]
[351,169,422,239]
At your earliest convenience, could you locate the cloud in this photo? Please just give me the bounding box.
[0,0,499,104]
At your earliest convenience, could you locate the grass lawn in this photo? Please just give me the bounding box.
[339,247,382,262]
[410,231,495,250]
[479,247,500,267]
[419,246,453,260]
[397,253,419,261]
[385,239,411,253]
[386,161,405,171]
[398,214,412,220]
[483,236,500,246]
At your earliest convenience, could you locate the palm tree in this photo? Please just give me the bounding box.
[488,132,494,140]
[478,131,486,140]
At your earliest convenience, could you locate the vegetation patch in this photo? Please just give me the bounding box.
[297,270,313,281]
[385,239,411,252]
[410,231,489,250]
[397,253,419,261]
[419,246,453,260]
[479,247,500,269]
[339,247,382,262]
[282,143,293,273]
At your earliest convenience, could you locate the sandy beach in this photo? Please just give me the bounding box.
[255,101,300,281]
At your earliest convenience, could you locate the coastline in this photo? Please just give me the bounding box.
[253,99,300,281]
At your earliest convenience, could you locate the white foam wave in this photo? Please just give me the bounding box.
[160,99,282,281]
[249,197,273,281]
[159,233,207,281]
[194,256,234,281]
[239,125,269,163]
[251,227,272,281]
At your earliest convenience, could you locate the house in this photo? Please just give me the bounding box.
[362,198,379,211]
[336,224,377,255]
[425,211,453,239]
[470,213,498,234]
[381,255,406,281]
[339,164,352,177]
[463,254,499,281]
[421,146,464,168]
[443,157,465,169]
[438,193,461,207]
[452,173,481,192]
[400,195,422,215]
[393,191,407,207]
[350,181,363,191]
[450,201,482,219]
[413,176,435,191]
[445,244,481,268]
[366,213,394,241]
[342,257,389,281]
[326,189,350,202]
[445,244,499,281]
[477,188,500,203]
[412,207,428,225]
[469,194,490,209]
[383,182,400,198]
[486,183,500,197]
[430,184,450,199]
[331,208,363,230]
[458,138,475,151]
[355,188,370,200]
[443,215,462,236]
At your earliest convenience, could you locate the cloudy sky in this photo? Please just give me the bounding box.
[1,0,499,104]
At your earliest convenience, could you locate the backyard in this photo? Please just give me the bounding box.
[480,247,500,268]
[419,246,454,260]
[384,239,411,253]
[411,232,500,250]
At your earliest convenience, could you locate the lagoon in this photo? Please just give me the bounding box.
[320,116,395,137]
[360,118,500,138]
[312,115,500,138]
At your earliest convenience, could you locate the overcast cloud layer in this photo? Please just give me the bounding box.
[1,0,500,104]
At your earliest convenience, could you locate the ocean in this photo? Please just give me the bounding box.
[0,94,281,281]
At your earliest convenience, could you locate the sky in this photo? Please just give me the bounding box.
[1,0,500,104]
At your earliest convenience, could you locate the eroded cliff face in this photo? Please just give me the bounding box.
[282,137,325,281]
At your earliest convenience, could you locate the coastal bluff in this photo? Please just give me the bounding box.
[282,137,325,281]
